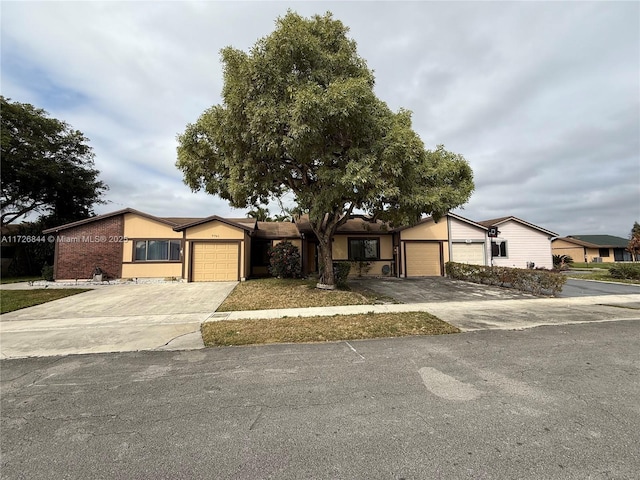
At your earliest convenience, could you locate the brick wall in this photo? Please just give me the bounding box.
[53,215,124,280]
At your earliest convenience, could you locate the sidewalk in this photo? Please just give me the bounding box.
[208,294,640,332]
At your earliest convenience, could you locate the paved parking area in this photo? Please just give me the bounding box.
[0,282,237,358]
[350,276,534,303]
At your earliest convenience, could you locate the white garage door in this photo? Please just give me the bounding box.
[451,243,485,265]
[192,242,239,282]
[405,242,442,277]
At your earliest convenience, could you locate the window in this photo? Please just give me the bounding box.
[349,238,379,261]
[252,240,271,267]
[491,240,507,258]
[598,248,610,258]
[135,240,181,261]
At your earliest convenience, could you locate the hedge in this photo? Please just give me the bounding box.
[445,262,567,296]
[609,263,640,280]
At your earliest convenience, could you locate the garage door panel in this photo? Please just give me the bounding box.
[405,242,441,277]
[192,243,239,282]
[451,243,485,265]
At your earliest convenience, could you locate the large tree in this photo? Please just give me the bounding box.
[1,96,108,227]
[628,221,640,262]
[177,11,474,287]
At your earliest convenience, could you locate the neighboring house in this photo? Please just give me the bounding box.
[394,213,489,277]
[552,235,633,263]
[477,216,557,270]
[42,208,555,282]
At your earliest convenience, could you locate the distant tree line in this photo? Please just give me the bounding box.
[1,96,107,276]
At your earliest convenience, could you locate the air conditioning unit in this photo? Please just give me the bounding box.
[592,257,602,263]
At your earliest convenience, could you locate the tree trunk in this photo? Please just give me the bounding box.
[309,206,354,289]
[317,234,335,289]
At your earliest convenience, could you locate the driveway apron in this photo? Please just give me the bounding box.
[0,282,237,358]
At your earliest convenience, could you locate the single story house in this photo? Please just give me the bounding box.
[42,208,555,282]
[477,216,558,270]
[552,235,632,263]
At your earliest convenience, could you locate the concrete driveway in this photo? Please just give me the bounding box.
[351,276,640,302]
[0,282,237,358]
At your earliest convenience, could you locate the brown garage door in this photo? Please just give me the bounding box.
[451,242,485,265]
[405,242,442,277]
[192,242,239,282]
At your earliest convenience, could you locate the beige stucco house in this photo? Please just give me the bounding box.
[43,208,555,282]
[552,235,633,263]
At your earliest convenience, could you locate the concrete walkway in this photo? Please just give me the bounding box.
[209,294,640,332]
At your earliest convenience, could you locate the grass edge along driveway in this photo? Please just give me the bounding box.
[0,289,91,314]
[216,277,392,312]
[202,311,460,347]
[210,278,459,347]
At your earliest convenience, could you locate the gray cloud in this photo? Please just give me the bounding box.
[1,1,638,237]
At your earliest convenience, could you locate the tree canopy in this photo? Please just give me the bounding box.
[1,96,108,227]
[628,221,640,261]
[176,11,474,286]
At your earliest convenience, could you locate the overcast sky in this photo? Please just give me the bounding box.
[2,1,639,237]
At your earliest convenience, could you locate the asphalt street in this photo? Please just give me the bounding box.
[2,320,639,479]
[558,278,640,297]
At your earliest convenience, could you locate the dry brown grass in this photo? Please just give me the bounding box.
[216,278,379,312]
[202,312,460,346]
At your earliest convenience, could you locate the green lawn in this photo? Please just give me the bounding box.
[0,276,42,285]
[0,289,90,314]
[565,272,640,285]
[569,262,615,270]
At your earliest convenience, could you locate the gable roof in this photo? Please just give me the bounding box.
[293,214,390,235]
[255,221,301,239]
[172,215,256,232]
[42,208,177,233]
[392,214,441,233]
[392,213,484,233]
[558,235,630,248]
[161,217,206,227]
[447,212,488,231]
[477,216,557,237]
[337,217,389,234]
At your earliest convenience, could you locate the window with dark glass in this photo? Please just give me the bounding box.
[598,248,610,258]
[134,240,181,261]
[349,238,379,261]
[491,241,508,257]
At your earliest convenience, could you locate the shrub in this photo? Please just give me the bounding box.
[333,262,352,288]
[268,241,301,278]
[350,260,372,277]
[609,264,640,280]
[41,264,54,281]
[553,254,574,270]
[445,262,567,296]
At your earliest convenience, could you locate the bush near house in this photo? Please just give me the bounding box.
[553,254,573,270]
[609,264,640,280]
[445,262,567,296]
[268,241,302,278]
[333,262,352,288]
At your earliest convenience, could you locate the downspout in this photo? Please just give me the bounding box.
[446,215,452,276]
